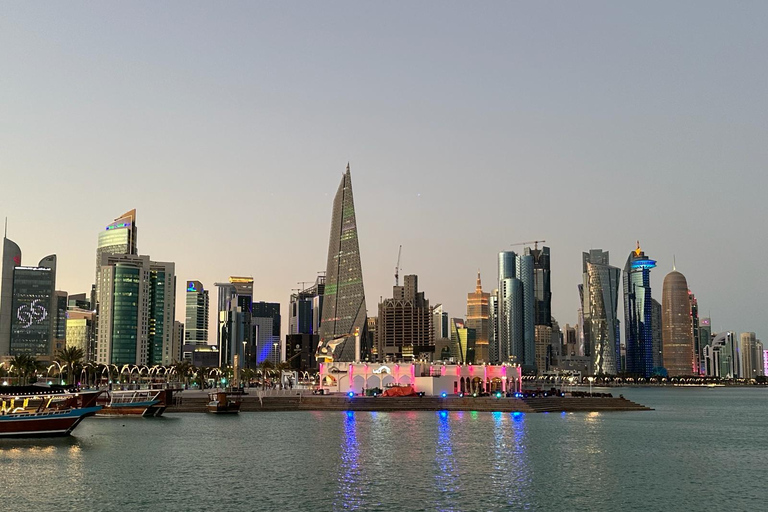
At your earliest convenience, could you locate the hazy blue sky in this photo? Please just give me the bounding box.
[2,2,767,342]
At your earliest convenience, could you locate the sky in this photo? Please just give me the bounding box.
[2,1,767,342]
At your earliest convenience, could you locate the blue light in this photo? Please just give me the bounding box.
[631,258,657,270]
[440,392,448,398]
[495,392,502,398]
[187,282,197,292]
[347,391,354,398]
[439,411,448,419]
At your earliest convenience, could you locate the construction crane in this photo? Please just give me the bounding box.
[394,245,402,286]
[510,240,546,251]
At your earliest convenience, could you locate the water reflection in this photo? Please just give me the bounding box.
[334,411,362,510]
[435,411,459,512]
[490,412,532,509]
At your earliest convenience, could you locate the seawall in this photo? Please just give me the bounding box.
[167,395,652,413]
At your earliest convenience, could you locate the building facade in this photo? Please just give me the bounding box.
[185,280,209,345]
[581,249,621,375]
[377,275,433,362]
[216,277,253,368]
[318,164,368,362]
[466,272,490,363]
[661,270,695,376]
[253,301,281,365]
[623,243,657,378]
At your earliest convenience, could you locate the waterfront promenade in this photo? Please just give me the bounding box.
[167,390,652,413]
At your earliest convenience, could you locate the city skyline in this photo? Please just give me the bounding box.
[2,2,766,341]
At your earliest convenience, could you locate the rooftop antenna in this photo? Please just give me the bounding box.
[3,217,6,238]
[673,255,676,271]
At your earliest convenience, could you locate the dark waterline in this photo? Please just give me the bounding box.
[1,387,765,511]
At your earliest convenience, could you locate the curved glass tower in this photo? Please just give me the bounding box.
[582,250,621,375]
[317,164,367,362]
[0,236,22,355]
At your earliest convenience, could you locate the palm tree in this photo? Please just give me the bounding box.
[172,360,194,388]
[10,354,42,385]
[56,346,85,385]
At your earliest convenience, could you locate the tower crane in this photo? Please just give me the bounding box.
[394,245,402,286]
[510,239,546,250]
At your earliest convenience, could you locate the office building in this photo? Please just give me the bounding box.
[651,298,663,371]
[148,261,176,365]
[488,292,498,362]
[689,291,701,375]
[8,255,57,359]
[185,280,209,345]
[661,270,695,376]
[466,272,490,362]
[288,276,325,336]
[703,331,740,378]
[318,164,368,362]
[741,332,763,379]
[497,250,535,370]
[216,277,253,368]
[699,317,712,375]
[172,321,184,364]
[66,309,96,361]
[95,210,138,312]
[623,243,657,378]
[581,249,621,375]
[253,301,281,365]
[450,318,476,363]
[377,275,433,361]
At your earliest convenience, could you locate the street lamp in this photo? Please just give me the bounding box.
[273,342,278,365]
[587,376,594,396]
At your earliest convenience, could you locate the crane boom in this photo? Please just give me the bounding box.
[395,245,402,286]
[510,239,546,250]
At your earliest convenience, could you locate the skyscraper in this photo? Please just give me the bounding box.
[0,236,22,355]
[253,301,281,365]
[689,290,701,375]
[496,250,535,369]
[95,210,138,310]
[288,276,324,336]
[581,249,621,375]
[741,332,762,379]
[377,274,432,361]
[466,271,490,362]
[662,270,695,376]
[216,277,253,368]
[450,317,476,363]
[185,280,209,345]
[624,243,657,378]
[9,256,57,358]
[698,317,712,375]
[96,254,175,365]
[651,298,663,371]
[488,292,499,362]
[317,164,368,362]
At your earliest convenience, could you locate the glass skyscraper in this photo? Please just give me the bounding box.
[623,243,657,378]
[318,164,368,362]
[10,258,56,358]
[582,249,621,375]
[496,250,535,370]
[185,280,209,345]
[0,236,22,355]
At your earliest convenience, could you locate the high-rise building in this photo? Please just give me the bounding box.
[497,250,535,370]
[0,236,22,355]
[450,318,476,363]
[530,247,551,327]
[216,277,253,368]
[253,301,281,365]
[66,309,96,361]
[581,249,621,375]
[741,332,763,379]
[96,254,175,365]
[689,291,701,375]
[185,280,209,345]
[172,321,184,364]
[704,331,740,378]
[96,254,150,365]
[377,275,432,361]
[651,298,663,371]
[53,290,68,356]
[623,243,657,378]
[661,270,695,376]
[289,276,325,336]
[95,210,138,310]
[488,292,499,362]
[317,164,368,362]
[698,318,712,375]
[466,271,490,363]
[9,256,57,359]
[147,261,176,365]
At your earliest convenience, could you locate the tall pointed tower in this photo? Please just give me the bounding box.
[466,271,490,362]
[317,164,367,362]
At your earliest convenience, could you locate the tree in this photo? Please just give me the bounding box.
[10,354,42,385]
[172,360,194,388]
[56,346,85,385]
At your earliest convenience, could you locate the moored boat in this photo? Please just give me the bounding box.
[96,389,173,417]
[207,391,241,414]
[0,386,101,438]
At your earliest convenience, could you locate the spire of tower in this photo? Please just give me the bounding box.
[673,254,676,271]
[346,162,350,173]
[476,270,482,293]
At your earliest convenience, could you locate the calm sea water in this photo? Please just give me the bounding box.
[1,387,766,511]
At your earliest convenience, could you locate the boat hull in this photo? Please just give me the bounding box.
[96,400,165,417]
[0,406,101,438]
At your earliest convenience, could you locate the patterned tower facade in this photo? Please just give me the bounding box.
[662,270,694,375]
[466,271,490,362]
[318,164,367,362]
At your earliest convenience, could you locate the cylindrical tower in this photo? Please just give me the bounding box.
[662,270,694,375]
